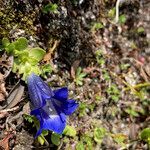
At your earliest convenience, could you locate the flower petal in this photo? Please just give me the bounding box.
[27,76,46,108]
[35,113,66,137]
[35,117,44,138]
[27,73,53,108]
[62,99,79,115]
[43,113,66,134]
[30,108,41,116]
[53,87,68,101]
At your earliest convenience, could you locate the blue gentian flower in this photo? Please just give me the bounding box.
[27,73,78,137]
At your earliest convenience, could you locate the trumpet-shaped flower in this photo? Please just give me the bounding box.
[27,73,78,137]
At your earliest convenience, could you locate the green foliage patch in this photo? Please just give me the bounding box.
[1,37,52,80]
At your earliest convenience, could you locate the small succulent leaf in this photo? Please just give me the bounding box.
[42,130,49,136]
[29,47,46,61]
[63,125,76,137]
[42,3,58,13]
[2,38,10,47]
[113,134,127,145]
[5,43,15,54]
[94,127,106,144]
[119,15,126,24]
[51,133,61,146]
[14,37,28,50]
[108,8,115,18]
[22,65,41,81]
[12,58,19,73]
[18,63,26,74]
[79,73,87,78]
[37,135,45,145]
[137,27,145,33]
[28,57,39,65]
[25,62,32,73]
[15,50,29,62]
[140,128,150,143]
[23,114,34,123]
[76,80,83,86]
[42,64,53,74]
[76,67,82,76]
[76,141,85,150]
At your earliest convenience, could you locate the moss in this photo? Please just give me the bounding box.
[0,1,38,38]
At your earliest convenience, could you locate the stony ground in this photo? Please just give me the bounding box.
[0,0,150,150]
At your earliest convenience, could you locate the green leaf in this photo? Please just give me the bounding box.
[94,127,106,144]
[29,47,46,61]
[16,62,31,76]
[42,64,53,74]
[26,57,38,66]
[113,134,127,145]
[51,133,61,146]
[38,136,45,145]
[14,37,28,50]
[74,67,86,86]
[111,95,119,102]
[2,38,10,47]
[41,64,53,78]
[94,23,104,29]
[42,3,58,14]
[63,125,77,137]
[79,73,87,78]
[102,70,111,81]
[37,130,49,145]
[119,15,126,24]
[91,22,104,31]
[76,141,84,150]
[137,27,145,33]
[81,135,93,150]
[23,114,34,123]
[5,43,15,54]
[108,8,116,18]
[14,50,29,62]
[24,62,32,73]
[125,108,139,117]
[22,65,41,81]
[140,128,150,144]
[42,130,49,136]
[79,103,87,117]
[76,67,82,76]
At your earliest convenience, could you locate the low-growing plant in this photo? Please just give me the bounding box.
[125,106,139,117]
[120,63,130,70]
[112,133,127,148]
[137,27,145,34]
[102,69,111,81]
[94,127,107,144]
[106,84,120,102]
[78,102,88,117]
[108,7,116,18]
[76,127,107,150]
[74,67,87,86]
[24,114,77,146]
[119,14,126,24]
[140,128,150,146]
[1,37,52,80]
[42,3,58,14]
[95,50,105,66]
[91,22,104,32]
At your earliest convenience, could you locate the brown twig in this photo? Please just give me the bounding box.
[0,106,19,113]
